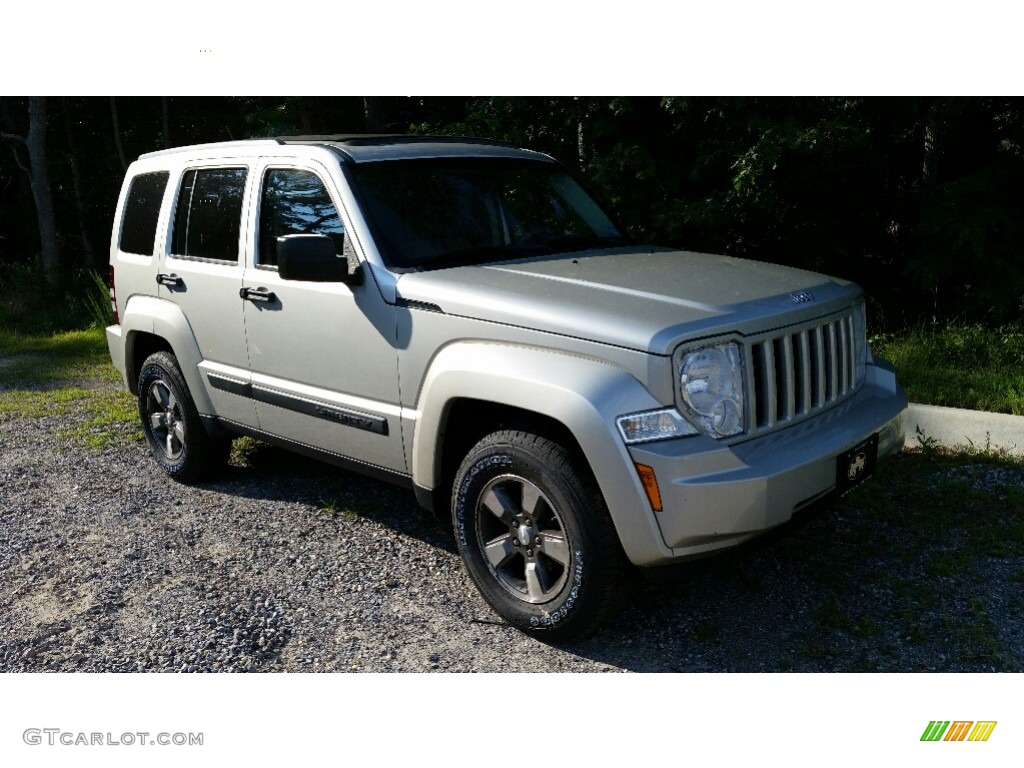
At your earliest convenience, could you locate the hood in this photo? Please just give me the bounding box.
[394,248,860,354]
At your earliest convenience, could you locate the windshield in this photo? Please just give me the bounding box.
[349,157,627,270]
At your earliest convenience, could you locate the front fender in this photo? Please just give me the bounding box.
[412,342,675,565]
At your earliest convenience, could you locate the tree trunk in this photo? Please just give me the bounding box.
[364,97,385,132]
[5,97,62,285]
[62,98,96,268]
[110,96,128,171]
[162,96,172,149]
[922,101,939,192]
[574,97,586,171]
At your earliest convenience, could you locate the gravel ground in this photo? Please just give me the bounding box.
[2,380,1023,673]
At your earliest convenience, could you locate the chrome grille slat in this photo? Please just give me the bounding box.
[744,343,758,430]
[744,309,860,438]
[827,322,838,402]
[761,341,777,430]
[813,325,825,407]
[797,330,811,416]
[846,315,856,391]
[835,320,843,396]
[780,334,795,423]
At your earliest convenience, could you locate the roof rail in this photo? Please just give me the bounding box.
[137,139,284,160]
[276,134,519,149]
[134,135,521,162]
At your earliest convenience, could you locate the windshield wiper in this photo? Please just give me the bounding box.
[414,236,628,270]
[537,235,629,253]
[418,245,548,270]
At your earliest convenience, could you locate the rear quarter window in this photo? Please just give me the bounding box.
[119,171,170,256]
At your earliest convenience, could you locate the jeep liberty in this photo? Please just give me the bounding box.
[106,135,908,638]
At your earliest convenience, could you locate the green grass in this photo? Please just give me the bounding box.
[0,327,138,450]
[229,436,262,467]
[57,390,140,450]
[325,496,380,521]
[871,322,1024,415]
[0,327,119,386]
[320,498,365,523]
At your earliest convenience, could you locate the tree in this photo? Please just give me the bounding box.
[2,96,59,285]
[110,96,128,171]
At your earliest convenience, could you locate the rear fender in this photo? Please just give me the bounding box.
[121,295,213,414]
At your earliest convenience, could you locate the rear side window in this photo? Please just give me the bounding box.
[171,167,247,262]
[119,171,169,255]
[258,168,345,267]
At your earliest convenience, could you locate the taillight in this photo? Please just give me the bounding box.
[108,265,119,325]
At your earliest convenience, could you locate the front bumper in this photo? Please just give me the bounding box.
[627,364,907,563]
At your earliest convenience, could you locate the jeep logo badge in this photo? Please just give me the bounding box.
[790,291,815,303]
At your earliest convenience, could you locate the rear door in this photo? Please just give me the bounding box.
[240,159,404,473]
[158,162,256,427]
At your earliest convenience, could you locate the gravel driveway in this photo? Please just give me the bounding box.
[3,377,1023,673]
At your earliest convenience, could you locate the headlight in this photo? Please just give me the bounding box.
[852,299,867,386]
[679,342,745,438]
[617,408,697,444]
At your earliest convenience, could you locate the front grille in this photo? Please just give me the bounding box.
[745,310,858,436]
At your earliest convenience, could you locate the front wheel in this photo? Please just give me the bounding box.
[452,430,627,639]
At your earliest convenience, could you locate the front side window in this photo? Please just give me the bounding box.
[171,167,247,262]
[119,171,169,255]
[258,168,345,267]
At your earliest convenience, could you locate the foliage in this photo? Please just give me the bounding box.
[871,323,1024,415]
[81,268,113,330]
[0,260,110,334]
[911,162,1024,319]
[3,96,1024,328]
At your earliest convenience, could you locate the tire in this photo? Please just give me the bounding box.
[452,429,627,639]
[137,351,229,483]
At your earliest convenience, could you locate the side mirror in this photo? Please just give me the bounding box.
[277,234,362,285]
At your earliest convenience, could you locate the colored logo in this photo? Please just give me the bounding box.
[921,721,997,742]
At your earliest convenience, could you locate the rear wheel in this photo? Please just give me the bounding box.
[452,429,626,639]
[138,351,229,483]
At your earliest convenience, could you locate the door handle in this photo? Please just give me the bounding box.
[240,287,277,303]
[156,273,183,288]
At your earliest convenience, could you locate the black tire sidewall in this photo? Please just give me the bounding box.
[137,352,204,481]
[453,435,600,635]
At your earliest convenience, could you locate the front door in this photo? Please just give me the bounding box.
[240,161,404,474]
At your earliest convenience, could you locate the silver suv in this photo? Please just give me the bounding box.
[106,135,908,638]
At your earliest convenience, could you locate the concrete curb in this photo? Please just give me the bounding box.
[905,402,1024,455]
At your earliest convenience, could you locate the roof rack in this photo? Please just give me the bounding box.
[275,134,519,149]
[134,135,522,162]
[137,139,284,160]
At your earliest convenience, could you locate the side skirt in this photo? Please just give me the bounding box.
[202,414,414,491]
